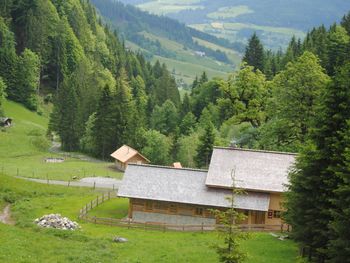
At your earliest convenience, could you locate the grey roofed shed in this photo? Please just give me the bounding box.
[206,147,296,193]
[118,164,270,211]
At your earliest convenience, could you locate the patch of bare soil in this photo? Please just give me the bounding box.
[0,204,15,225]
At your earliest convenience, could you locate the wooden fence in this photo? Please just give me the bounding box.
[78,194,290,233]
[79,191,116,216]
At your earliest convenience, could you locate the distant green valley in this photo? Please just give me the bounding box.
[91,0,245,85]
[120,0,350,51]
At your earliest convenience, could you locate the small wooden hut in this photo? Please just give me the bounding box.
[110,145,150,171]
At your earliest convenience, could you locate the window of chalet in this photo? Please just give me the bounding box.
[169,204,177,213]
[145,201,153,211]
[273,210,281,218]
[195,207,204,216]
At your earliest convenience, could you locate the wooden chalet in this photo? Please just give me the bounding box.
[110,145,150,171]
[118,147,296,228]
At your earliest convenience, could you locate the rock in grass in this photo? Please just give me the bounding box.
[113,236,128,243]
[34,214,80,230]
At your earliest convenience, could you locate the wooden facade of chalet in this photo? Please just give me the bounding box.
[127,193,283,226]
[110,145,150,171]
[118,148,295,228]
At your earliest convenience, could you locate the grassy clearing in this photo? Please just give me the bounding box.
[0,173,298,262]
[136,31,234,84]
[190,22,305,50]
[207,5,254,19]
[137,0,203,15]
[192,36,241,65]
[0,100,122,181]
[151,55,230,83]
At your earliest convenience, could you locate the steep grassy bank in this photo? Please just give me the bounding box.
[0,100,121,180]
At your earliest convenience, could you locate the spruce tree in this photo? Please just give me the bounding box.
[325,64,350,262]
[285,63,350,262]
[180,93,191,118]
[195,121,215,168]
[114,68,137,147]
[243,33,265,72]
[93,85,117,159]
[326,25,349,76]
[341,11,350,35]
[199,71,208,84]
[54,80,80,151]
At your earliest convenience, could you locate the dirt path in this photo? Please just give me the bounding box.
[16,176,121,190]
[49,141,104,163]
[0,204,14,225]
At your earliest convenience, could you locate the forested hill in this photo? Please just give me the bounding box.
[0,0,180,154]
[91,0,244,85]
[92,0,243,54]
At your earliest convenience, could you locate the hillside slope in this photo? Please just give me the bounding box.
[0,100,117,180]
[91,0,244,85]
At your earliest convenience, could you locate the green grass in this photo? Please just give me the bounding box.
[207,5,254,19]
[0,174,298,262]
[139,31,234,83]
[137,0,203,15]
[88,197,129,219]
[192,36,241,65]
[0,100,122,181]
[189,22,305,51]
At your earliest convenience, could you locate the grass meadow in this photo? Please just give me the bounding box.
[0,100,122,181]
[0,174,299,263]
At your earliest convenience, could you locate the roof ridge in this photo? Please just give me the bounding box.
[127,163,208,172]
[213,146,297,156]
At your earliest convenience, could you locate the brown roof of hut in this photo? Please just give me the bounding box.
[110,145,150,163]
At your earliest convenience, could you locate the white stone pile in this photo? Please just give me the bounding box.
[34,214,80,230]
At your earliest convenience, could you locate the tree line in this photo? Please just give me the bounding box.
[239,12,350,262]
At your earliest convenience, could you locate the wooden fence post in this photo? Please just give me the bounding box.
[96,196,99,206]
[67,180,70,187]
[201,223,204,233]
[93,181,96,189]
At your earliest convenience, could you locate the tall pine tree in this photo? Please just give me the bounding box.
[285,63,350,262]
[195,121,215,168]
[243,33,265,73]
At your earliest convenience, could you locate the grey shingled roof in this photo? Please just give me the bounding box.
[118,164,270,211]
[206,147,296,193]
